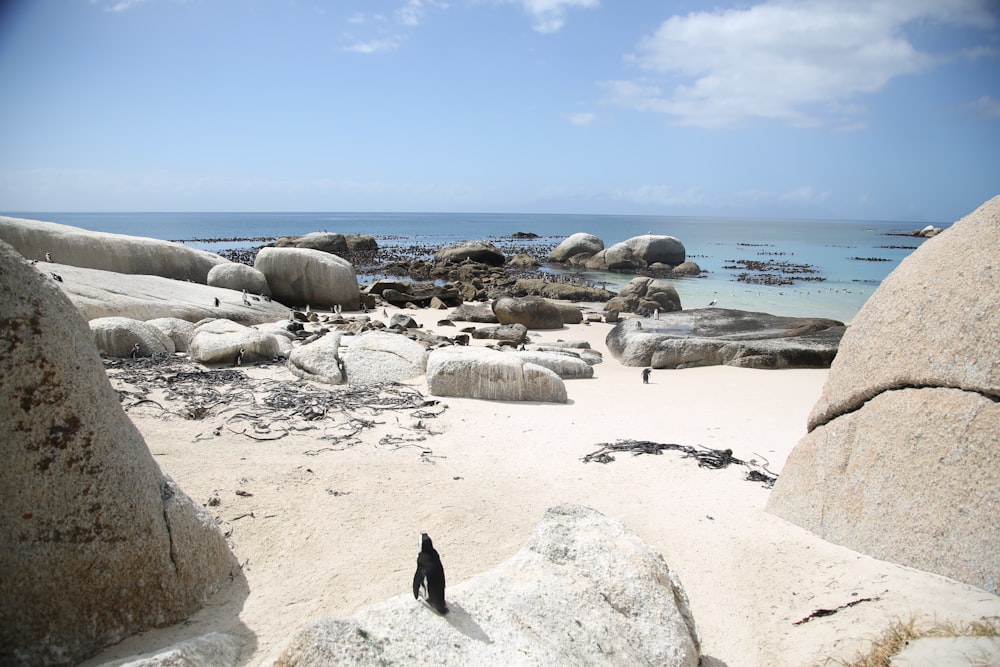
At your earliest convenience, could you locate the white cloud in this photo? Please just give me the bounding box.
[514,0,598,34]
[565,111,597,126]
[396,0,448,27]
[604,0,998,129]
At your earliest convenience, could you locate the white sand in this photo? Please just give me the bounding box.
[83,305,1000,667]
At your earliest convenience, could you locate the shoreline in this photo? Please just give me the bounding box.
[81,303,1000,667]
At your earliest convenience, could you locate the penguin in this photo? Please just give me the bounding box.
[412,533,448,614]
[641,367,652,384]
[242,290,251,307]
[234,348,245,366]
[50,272,63,282]
[45,252,52,262]
[131,343,140,359]
[214,297,221,307]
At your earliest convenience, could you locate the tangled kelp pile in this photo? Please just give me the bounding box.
[103,354,446,456]
[582,438,779,487]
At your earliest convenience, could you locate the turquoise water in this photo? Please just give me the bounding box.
[6,211,940,323]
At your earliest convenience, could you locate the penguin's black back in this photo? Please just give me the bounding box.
[412,533,447,614]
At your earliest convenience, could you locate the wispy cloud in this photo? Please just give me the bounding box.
[343,0,447,53]
[969,95,1000,119]
[514,0,598,34]
[603,0,999,129]
[93,0,149,12]
[565,111,597,126]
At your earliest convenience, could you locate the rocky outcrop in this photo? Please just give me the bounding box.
[108,632,245,667]
[426,347,567,402]
[606,309,845,369]
[90,316,175,358]
[189,319,281,365]
[607,276,682,315]
[767,196,1000,593]
[433,241,505,267]
[0,216,228,282]
[366,279,463,308]
[206,262,271,296]
[343,331,429,385]
[254,247,361,310]
[273,232,377,254]
[275,504,699,666]
[492,296,564,329]
[287,332,345,384]
[511,278,616,302]
[33,262,289,324]
[547,232,604,262]
[0,240,235,667]
[587,234,686,271]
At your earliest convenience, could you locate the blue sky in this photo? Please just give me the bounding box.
[0,0,997,222]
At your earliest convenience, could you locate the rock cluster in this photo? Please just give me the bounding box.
[272,231,377,254]
[548,232,695,275]
[607,276,683,315]
[255,246,361,310]
[275,504,700,667]
[0,240,235,666]
[767,195,1000,593]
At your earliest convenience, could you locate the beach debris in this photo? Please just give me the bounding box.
[792,591,885,626]
[581,439,779,487]
[103,354,446,455]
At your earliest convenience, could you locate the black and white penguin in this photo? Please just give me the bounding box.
[45,252,52,262]
[214,297,221,307]
[412,533,448,614]
[234,348,245,366]
[131,343,140,359]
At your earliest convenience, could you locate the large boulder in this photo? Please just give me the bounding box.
[0,240,235,666]
[606,308,845,369]
[434,241,505,267]
[90,316,175,357]
[0,216,228,282]
[188,319,281,365]
[767,196,1000,593]
[448,303,499,323]
[343,331,429,385]
[34,263,290,324]
[547,232,604,262]
[506,350,595,379]
[492,296,564,330]
[426,346,567,403]
[254,247,361,310]
[275,504,700,666]
[146,317,197,353]
[586,234,685,271]
[287,332,345,385]
[206,262,271,296]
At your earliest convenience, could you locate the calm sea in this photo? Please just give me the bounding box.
[7,211,941,324]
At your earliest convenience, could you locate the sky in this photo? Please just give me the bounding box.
[0,0,998,222]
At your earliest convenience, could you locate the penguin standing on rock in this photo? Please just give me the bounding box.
[412,533,448,614]
[234,348,245,366]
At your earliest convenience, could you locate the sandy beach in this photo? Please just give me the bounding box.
[80,303,1000,667]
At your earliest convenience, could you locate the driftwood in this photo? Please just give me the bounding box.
[582,439,779,488]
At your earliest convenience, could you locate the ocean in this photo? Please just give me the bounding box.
[6,211,941,324]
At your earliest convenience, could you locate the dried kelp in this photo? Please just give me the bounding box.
[103,355,446,453]
[581,438,779,487]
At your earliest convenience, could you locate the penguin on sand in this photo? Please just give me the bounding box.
[412,533,448,614]
[131,343,140,359]
[234,348,245,366]
[641,367,652,383]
